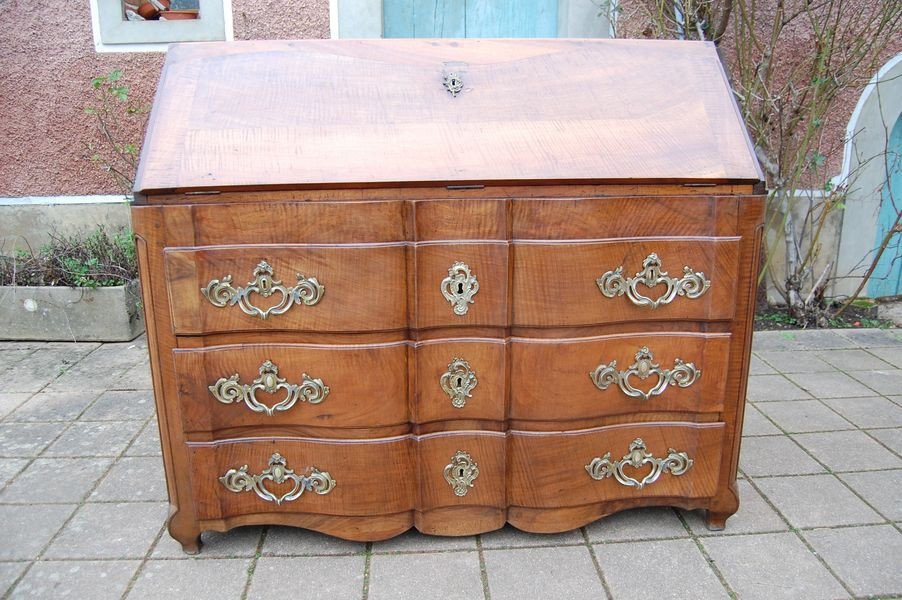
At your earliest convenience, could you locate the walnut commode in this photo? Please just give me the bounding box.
[132,39,765,553]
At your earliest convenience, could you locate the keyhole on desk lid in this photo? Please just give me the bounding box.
[457,282,464,294]
[458,467,466,478]
[456,376,463,388]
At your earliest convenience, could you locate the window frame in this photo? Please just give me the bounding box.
[90,0,234,53]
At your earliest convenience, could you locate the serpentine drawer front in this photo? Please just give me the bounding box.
[133,39,764,553]
[173,343,410,435]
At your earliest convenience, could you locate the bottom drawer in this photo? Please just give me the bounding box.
[188,437,416,520]
[509,422,724,509]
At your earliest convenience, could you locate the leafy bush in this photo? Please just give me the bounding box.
[0,227,137,288]
[83,70,149,194]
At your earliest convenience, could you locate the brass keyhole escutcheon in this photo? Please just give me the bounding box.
[440,358,478,409]
[443,72,464,97]
[444,450,479,496]
[441,261,479,316]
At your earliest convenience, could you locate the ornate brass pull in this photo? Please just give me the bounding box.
[208,359,329,416]
[586,438,693,489]
[444,450,479,496]
[441,261,479,316]
[201,261,324,320]
[596,253,710,309]
[440,358,478,409]
[219,453,336,505]
[590,346,700,401]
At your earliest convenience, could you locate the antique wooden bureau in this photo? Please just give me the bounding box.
[132,38,764,553]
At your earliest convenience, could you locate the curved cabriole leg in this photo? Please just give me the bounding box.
[176,533,202,555]
[705,479,739,531]
[169,510,203,555]
[705,510,732,531]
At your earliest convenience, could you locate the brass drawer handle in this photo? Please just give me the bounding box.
[201,260,324,320]
[219,452,336,505]
[440,358,478,409]
[590,346,700,401]
[586,438,693,490]
[208,359,329,416]
[441,261,479,316]
[444,450,479,496]
[596,253,710,309]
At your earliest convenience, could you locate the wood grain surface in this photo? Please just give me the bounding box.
[512,196,740,239]
[414,338,507,425]
[511,237,740,326]
[191,201,408,245]
[135,39,762,193]
[509,332,731,422]
[414,242,509,329]
[508,422,725,509]
[417,431,506,511]
[135,191,764,548]
[173,343,410,434]
[133,41,765,549]
[165,245,409,334]
[188,436,417,520]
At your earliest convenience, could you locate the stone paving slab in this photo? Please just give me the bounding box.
[700,532,850,600]
[754,474,884,529]
[483,546,602,600]
[868,346,902,368]
[0,457,113,503]
[755,399,855,433]
[9,560,141,600]
[127,558,251,600]
[250,556,365,600]
[0,329,899,599]
[839,470,902,521]
[821,396,902,428]
[370,552,482,600]
[792,430,902,472]
[802,525,902,597]
[594,538,728,599]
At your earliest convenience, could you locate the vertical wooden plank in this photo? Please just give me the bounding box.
[466,0,557,37]
[868,116,902,297]
[384,0,415,37]
[412,0,466,37]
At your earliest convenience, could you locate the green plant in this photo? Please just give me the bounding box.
[755,311,796,325]
[0,227,138,288]
[83,70,149,194]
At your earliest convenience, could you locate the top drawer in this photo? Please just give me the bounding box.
[512,237,740,326]
[165,245,408,335]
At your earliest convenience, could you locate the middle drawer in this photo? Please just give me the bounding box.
[510,332,731,424]
[174,343,410,435]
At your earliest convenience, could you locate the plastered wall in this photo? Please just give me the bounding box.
[0,0,329,197]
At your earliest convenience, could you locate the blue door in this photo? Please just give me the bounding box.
[868,114,902,297]
[384,0,558,38]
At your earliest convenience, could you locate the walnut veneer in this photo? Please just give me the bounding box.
[132,39,765,553]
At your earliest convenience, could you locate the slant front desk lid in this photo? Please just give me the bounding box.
[134,39,763,194]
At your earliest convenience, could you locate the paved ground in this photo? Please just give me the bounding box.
[0,328,901,600]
